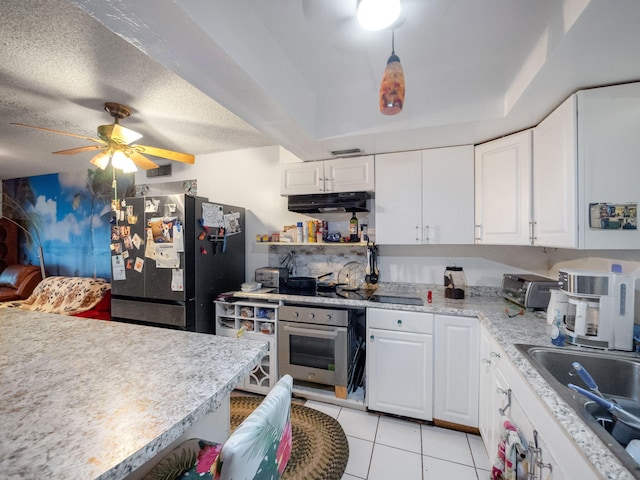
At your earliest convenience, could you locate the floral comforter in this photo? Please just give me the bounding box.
[9,276,110,316]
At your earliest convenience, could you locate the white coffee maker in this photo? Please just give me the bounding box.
[558,268,635,351]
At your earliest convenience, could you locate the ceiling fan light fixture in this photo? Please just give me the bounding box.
[111,150,138,173]
[379,30,405,115]
[90,150,111,170]
[357,0,401,30]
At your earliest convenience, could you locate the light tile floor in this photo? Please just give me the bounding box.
[303,400,492,480]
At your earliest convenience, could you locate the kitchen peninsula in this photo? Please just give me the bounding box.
[0,310,267,480]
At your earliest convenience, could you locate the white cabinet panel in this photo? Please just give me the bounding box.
[281,162,323,195]
[375,146,474,245]
[433,314,479,428]
[366,308,433,420]
[475,130,532,245]
[533,95,578,248]
[325,156,374,193]
[578,82,640,249]
[281,156,374,195]
[422,145,475,244]
[374,151,423,244]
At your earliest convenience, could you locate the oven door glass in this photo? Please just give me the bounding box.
[278,321,347,387]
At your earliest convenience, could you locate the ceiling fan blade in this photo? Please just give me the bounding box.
[52,145,106,155]
[11,123,104,144]
[129,151,160,170]
[133,145,195,164]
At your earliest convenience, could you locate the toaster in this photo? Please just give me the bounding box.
[501,273,558,310]
[255,267,289,288]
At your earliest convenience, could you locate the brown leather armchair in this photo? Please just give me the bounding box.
[0,264,43,302]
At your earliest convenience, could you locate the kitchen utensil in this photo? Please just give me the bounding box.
[338,261,366,290]
[369,245,379,284]
[365,248,371,284]
[283,276,317,290]
[571,362,606,399]
[568,383,640,445]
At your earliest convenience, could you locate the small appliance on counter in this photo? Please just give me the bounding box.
[255,267,289,288]
[558,268,635,351]
[501,273,558,310]
[444,265,467,299]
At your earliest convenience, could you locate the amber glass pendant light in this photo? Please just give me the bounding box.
[379,29,405,115]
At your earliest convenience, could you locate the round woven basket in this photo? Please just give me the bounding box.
[230,396,349,480]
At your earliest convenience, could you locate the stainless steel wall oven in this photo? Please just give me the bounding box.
[277,304,364,392]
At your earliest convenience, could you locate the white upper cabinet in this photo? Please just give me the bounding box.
[533,95,578,248]
[375,146,474,245]
[532,82,640,249]
[475,130,532,245]
[577,82,640,249]
[280,156,374,195]
[374,151,423,244]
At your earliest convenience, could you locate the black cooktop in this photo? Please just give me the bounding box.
[271,287,423,306]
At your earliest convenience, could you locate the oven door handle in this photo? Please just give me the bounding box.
[282,324,341,338]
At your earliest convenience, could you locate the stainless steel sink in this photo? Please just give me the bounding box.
[515,343,640,477]
[519,344,640,400]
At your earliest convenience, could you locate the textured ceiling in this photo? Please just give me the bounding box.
[0,0,273,179]
[1,0,640,180]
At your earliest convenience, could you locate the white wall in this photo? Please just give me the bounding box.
[137,146,319,281]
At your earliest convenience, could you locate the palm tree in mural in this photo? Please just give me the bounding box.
[73,166,135,277]
[2,178,42,264]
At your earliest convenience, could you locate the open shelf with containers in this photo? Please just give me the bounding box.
[214,300,279,394]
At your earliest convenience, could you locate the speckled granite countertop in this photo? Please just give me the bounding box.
[234,283,636,480]
[0,310,267,480]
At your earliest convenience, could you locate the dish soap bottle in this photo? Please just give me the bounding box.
[349,212,359,242]
[550,309,566,346]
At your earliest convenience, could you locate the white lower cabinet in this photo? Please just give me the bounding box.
[479,324,600,480]
[433,314,479,428]
[366,308,434,420]
[478,325,510,460]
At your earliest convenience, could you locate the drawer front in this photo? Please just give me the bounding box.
[112,298,186,327]
[367,308,434,334]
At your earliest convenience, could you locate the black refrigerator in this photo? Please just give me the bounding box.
[110,194,245,333]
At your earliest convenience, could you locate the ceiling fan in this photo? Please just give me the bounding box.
[11,102,195,173]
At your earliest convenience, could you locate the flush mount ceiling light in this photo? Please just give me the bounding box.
[357,0,402,30]
[379,29,405,115]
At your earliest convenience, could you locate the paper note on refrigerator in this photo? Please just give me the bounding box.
[112,254,126,281]
[155,244,180,268]
[202,203,224,227]
[171,269,184,291]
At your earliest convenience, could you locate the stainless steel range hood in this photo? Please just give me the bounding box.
[287,192,370,213]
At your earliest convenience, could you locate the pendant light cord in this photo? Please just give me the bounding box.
[391,29,395,55]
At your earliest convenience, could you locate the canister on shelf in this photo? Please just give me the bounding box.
[308,221,316,242]
[296,222,304,243]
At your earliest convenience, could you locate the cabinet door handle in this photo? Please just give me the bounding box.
[325,176,335,192]
[474,224,482,241]
[529,221,537,244]
[370,335,375,341]
[415,226,420,242]
[424,225,430,243]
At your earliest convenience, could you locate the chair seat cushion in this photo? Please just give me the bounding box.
[143,438,221,480]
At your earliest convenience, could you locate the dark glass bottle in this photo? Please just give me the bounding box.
[349,212,359,242]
